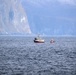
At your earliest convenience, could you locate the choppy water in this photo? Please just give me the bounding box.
[0,36,76,75]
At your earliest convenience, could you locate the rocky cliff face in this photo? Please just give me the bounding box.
[0,0,31,35]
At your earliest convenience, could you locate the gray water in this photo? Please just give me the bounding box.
[0,36,76,75]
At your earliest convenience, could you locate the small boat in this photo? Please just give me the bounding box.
[34,35,44,43]
[50,39,55,43]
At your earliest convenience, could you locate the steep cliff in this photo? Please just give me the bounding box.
[0,0,31,35]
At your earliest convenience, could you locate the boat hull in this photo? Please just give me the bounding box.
[34,40,44,43]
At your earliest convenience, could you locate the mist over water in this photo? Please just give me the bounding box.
[0,36,76,75]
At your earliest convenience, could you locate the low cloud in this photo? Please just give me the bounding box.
[56,16,76,22]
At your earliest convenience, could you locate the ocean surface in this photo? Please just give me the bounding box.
[0,36,76,75]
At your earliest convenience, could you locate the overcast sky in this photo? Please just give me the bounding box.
[21,0,76,36]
